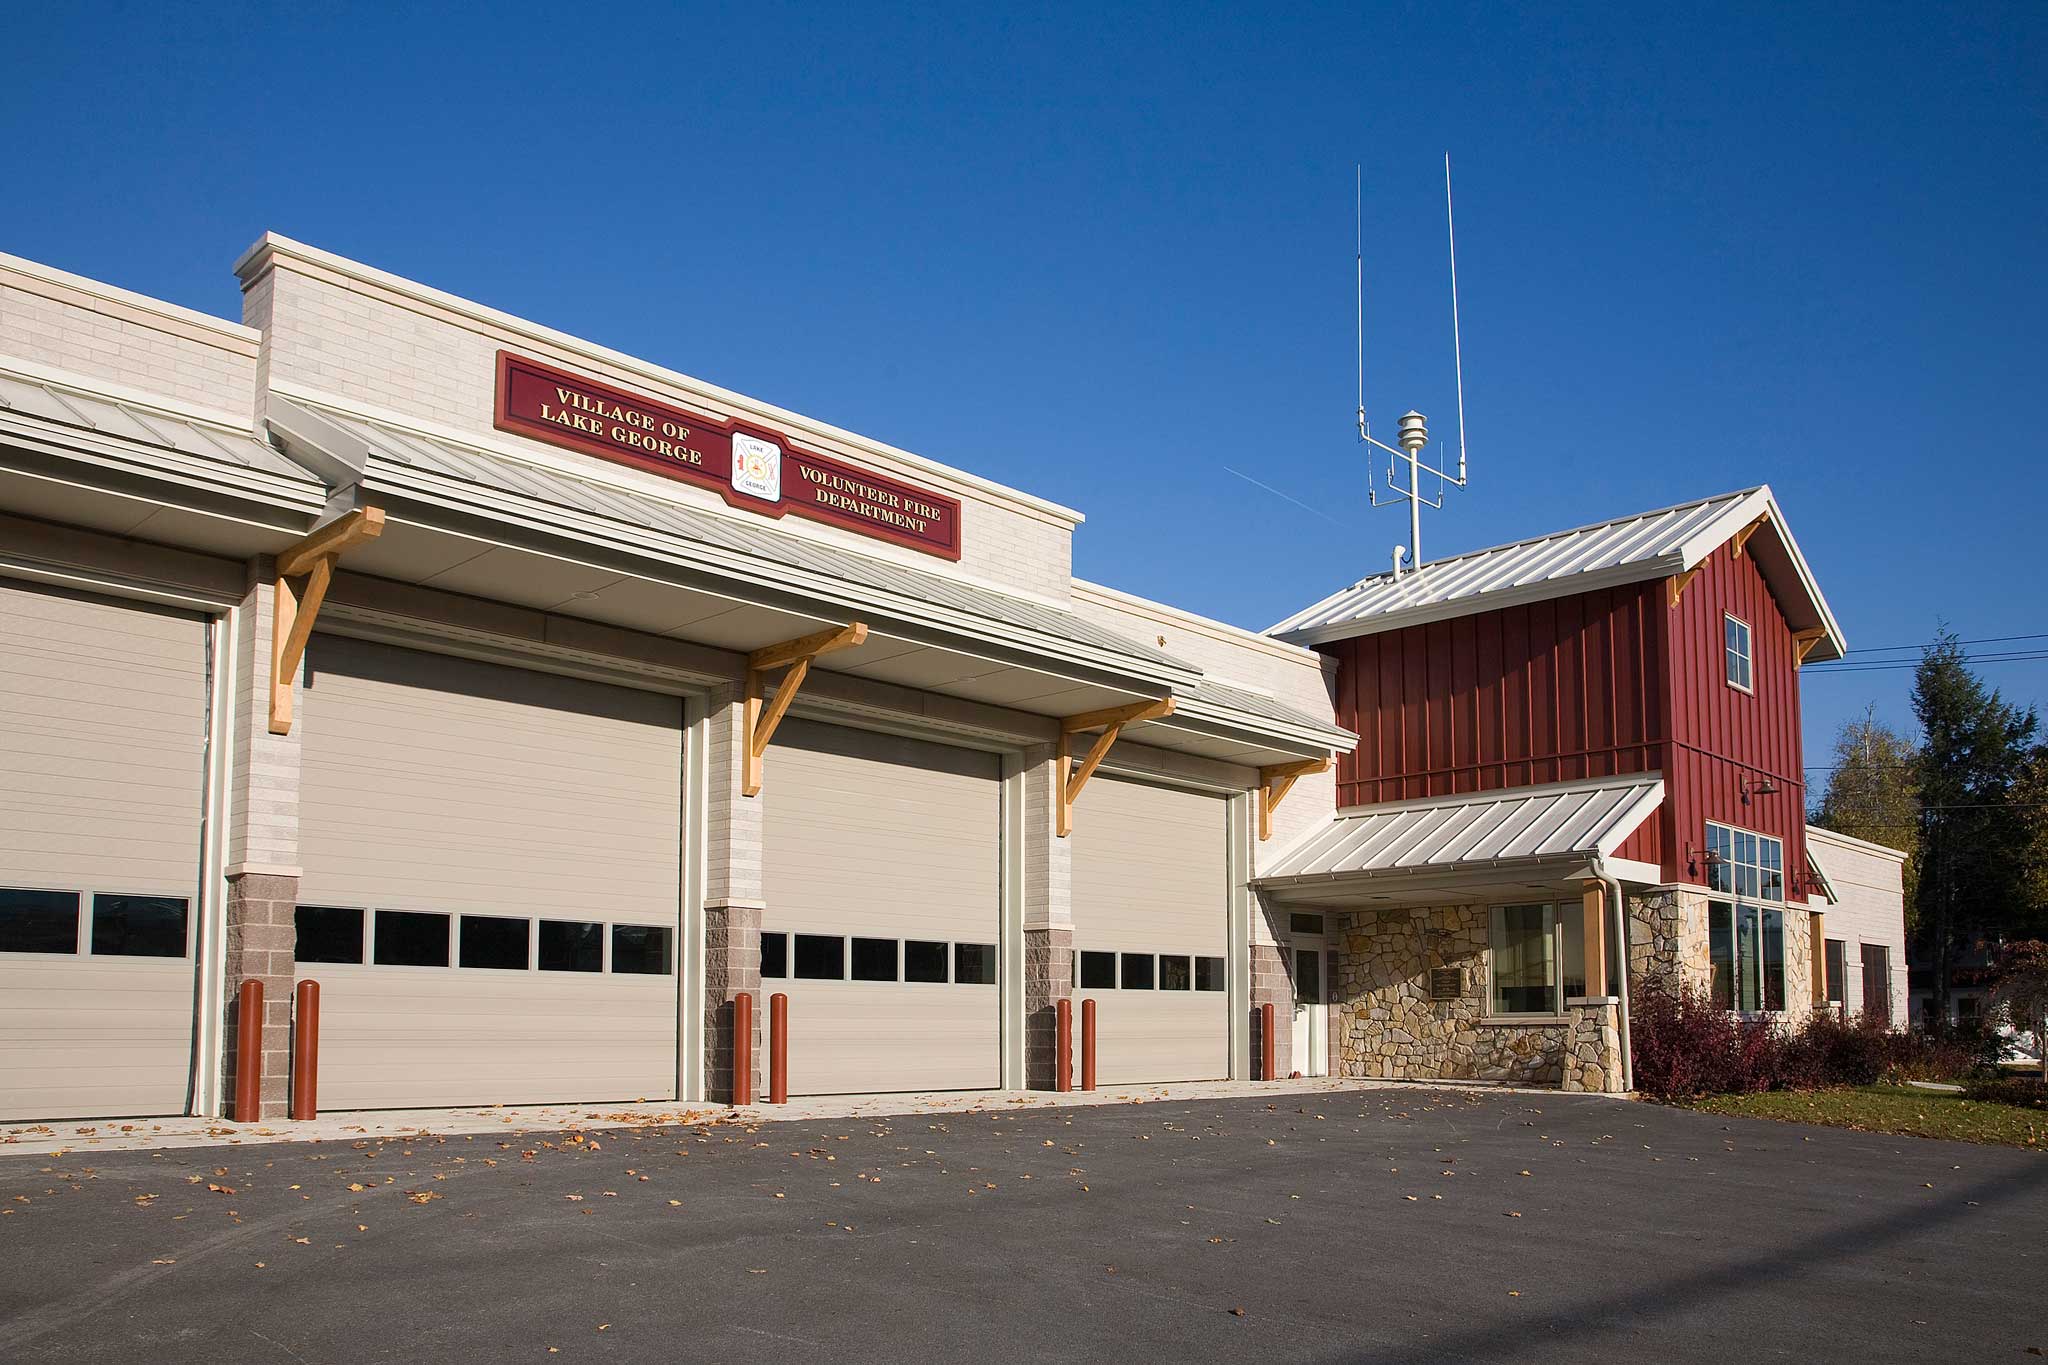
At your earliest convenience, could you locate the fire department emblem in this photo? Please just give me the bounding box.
[730,432,782,502]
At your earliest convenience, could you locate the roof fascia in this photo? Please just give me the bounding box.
[358,458,1194,697]
[1275,555,1688,648]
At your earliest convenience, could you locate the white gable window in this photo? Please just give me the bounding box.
[1724,614,1753,692]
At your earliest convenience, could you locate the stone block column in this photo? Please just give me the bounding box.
[1561,998,1624,1093]
[1019,743,1073,1090]
[701,681,764,1103]
[222,561,302,1120]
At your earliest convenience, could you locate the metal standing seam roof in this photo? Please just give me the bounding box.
[1257,774,1665,884]
[1269,488,1763,642]
[0,366,319,485]
[280,400,1349,745]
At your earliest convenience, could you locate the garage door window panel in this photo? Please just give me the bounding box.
[852,937,898,982]
[1195,956,1225,992]
[1079,950,1116,989]
[1120,953,1155,990]
[954,942,996,985]
[459,915,530,970]
[761,931,788,979]
[796,934,845,980]
[88,895,188,958]
[539,920,603,972]
[1159,954,1192,991]
[611,925,672,975]
[904,940,948,983]
[0,889,81,954]
[296,906,365,964]
[374,910,451,968]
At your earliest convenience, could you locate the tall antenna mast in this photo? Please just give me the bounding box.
[1360,154,1473,575]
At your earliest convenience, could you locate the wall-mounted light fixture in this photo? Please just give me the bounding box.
[1739,775,1779,805]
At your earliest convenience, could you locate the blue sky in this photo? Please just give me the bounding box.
[4,2,2043,786]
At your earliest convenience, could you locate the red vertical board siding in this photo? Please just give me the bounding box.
[1328,580,1671,807]
[1660,543,1809,901]
[1324,539,1811,900]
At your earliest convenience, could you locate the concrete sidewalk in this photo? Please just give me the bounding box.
[0,1076,1590,1154]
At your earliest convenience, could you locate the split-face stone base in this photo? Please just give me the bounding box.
[704,899,762,1103]
[1024,927,1073,1090]
[223,871,297,1120]
[1249,942,1292,1079]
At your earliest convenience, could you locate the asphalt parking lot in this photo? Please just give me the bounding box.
[1,1087,2041,1363]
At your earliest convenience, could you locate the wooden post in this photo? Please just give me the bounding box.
[1080,997,1097,1092]
[1581,882,1608,998]
[732,991,753,1107]
[290,980,319,1121]
[1055,998,1073,1093]
[233,979,263,1124]
[1259,1002,1276,1081]
[769,993,788,1105]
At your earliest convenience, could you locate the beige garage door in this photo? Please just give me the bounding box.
[0,580,207,1121]
[762,719,1001,1095]
[296,635,684,1110]
[1071,773,1229,1084]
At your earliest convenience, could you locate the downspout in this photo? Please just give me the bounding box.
[1594,857,1634,1093]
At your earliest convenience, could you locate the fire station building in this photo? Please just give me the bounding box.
[0,236,1902,1121]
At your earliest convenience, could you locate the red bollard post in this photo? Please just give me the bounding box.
[1055,997,1073,1093]
[1259,1002,1275,1082]
[769,992,788,1105]
[732,991,753,1107]
[234,979,263,1123]
[291,980,320,1121]
[1080,997,1097,1092]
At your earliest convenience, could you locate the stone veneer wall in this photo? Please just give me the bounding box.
[1627,888,1819,1019]
[1332,905,1567,1085]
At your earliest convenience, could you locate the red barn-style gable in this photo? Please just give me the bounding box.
[1270,487,1844,899]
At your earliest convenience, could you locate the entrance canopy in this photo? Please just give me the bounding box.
[1254,774,1665,909]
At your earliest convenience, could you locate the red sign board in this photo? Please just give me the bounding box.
[493,351,963,560]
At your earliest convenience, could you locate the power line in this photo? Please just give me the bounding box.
[1805,649,2048,675]
[1836,631,2048,657]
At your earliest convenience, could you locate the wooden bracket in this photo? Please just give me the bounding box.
[1666,564,1705,609]
[1055,697,1175,837]
[742,622,869,797]
[1731,512,1770,559]
[1792,627,1828,667]
[1256,755,1331,841]
[269,507,386,735]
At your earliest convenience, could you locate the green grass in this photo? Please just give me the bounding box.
[1681,1085,2046,1149]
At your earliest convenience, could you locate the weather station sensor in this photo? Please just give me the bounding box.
[1357,156,1473,578]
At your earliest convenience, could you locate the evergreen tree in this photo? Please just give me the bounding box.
[1812,707,1921,924]
[1912,628,2040,1021]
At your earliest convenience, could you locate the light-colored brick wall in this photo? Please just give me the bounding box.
[0,256,258,418]
[1806,827,1910,1026]
[242,244,1077,600]
[1067,581,1344,866]
[227,561,302,875]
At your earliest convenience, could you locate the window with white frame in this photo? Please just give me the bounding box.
[1705,821,1788,1012]
[1725,614,1753,692]
[1705,822,1785,902]
[1488,902,1600,1016]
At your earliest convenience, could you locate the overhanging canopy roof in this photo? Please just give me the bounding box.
[1269,486,1847,662]
[266,396,1351,762]
[1255,774,1664,906]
